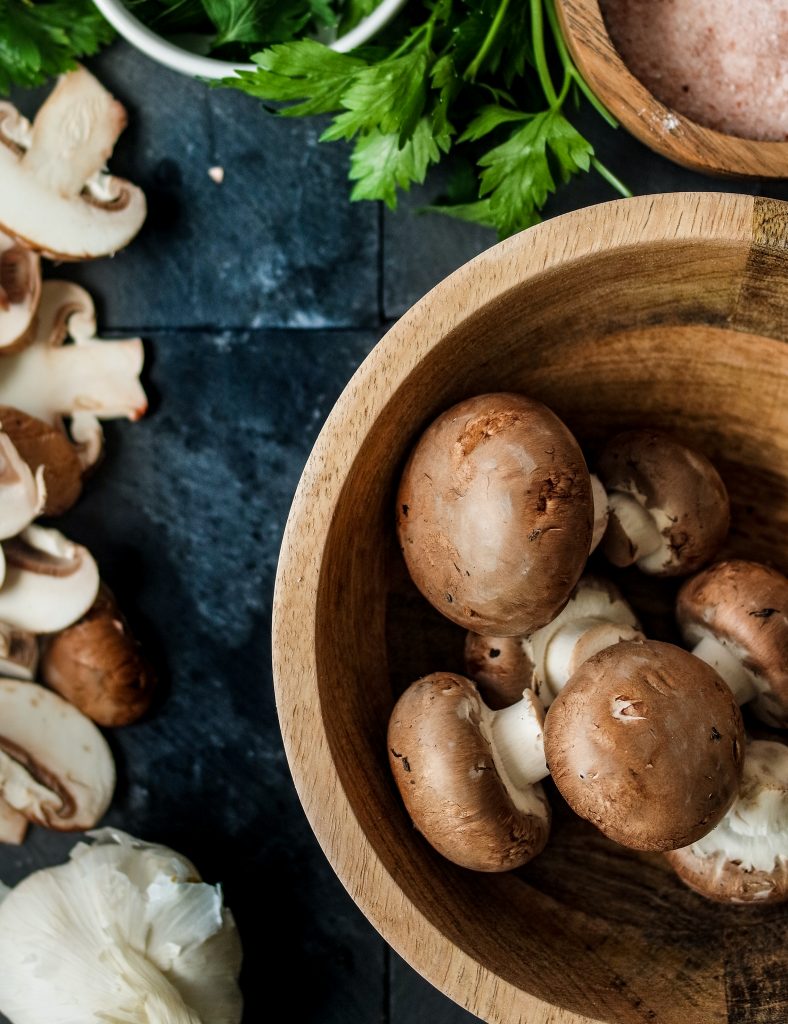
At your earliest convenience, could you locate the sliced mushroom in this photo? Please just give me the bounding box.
[0,406,83,516]
[0,679,115,830]
[465,576,644,709]
[41,584,156,727]
[388,673,550,871]
[544,639,745,851]
[396,393,593,636]
[0,280,147,472]
[0,232,39,353]
[666,740,788,903]
[0,67,146,259]
[0,432,46,541]
[677,560,788,728]
[0,525,99,633]
[0,798,28,845]
[596,430,730,576]
[0,623,38,681]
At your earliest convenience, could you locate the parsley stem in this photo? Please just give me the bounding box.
[545,0,618,128]
[531,0,558,107]
[465,0,512,81]
[592,157,632,198]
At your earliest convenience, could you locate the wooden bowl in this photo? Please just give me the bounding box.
[555,0,788,178]
[273,193,788,1024]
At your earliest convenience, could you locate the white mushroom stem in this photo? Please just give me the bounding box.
[0,798,27,845]
[606,491,663,561]
[0,433,46,541]
[483,690,548,792]
[589,474,609,553]
[691,633,759,706]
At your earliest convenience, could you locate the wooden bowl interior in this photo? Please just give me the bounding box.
[555,0,788,178]
[314,236,788,1022]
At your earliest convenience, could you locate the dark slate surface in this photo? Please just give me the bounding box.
[3,37,788,1024]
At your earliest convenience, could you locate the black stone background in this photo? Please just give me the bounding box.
[3,41,788,1024]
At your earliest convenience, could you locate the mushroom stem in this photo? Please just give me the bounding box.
[543,617,643,699]
[589,474,609,553]
[605,491,663,565]
[692,634,759,706]
[0,744,66,822]
[484,690,548,792]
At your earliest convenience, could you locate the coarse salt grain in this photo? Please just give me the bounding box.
[599,0,788,141]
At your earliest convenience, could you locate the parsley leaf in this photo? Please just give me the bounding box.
[349,117,450,208]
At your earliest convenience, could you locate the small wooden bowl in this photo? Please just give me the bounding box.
[273,193,788,1024]
[555,0,788,178]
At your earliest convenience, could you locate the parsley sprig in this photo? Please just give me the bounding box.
[225,0,630,237]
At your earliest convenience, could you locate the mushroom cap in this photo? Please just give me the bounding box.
[0,679,115,830]
[598,430,729,576]
[388,672,550,871]
[677,560,788,728]
[0,232,39,352]
[0,70,146,260]
[544,640,744,851]
[0,406,83,515]
[397,393,593,636]
[665,740,788,904]
[41,584,156,727]
[463,634,533,709]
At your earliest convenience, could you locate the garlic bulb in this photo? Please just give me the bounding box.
[0,829,243,1024]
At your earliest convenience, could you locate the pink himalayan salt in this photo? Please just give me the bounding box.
[599,0,788,141]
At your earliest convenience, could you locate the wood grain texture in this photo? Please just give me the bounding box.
[555,1,788,179]
[272,193,788,1024]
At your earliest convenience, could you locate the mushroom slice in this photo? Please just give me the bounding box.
[0,680,114,830]
[677,560,788,728]
[0,432,46,540]
[0,232,40,352]
[0,406,83,516]
[0,67,146,259]
[0,280,147,472]
[597,430,730,576]
[544,640,745,851]
[666,740,788,904]
[41,584,156,727]
[397,393,593,637]
[0,799,28,845]
[0,525,99,633]
[0,623,38,681]
[388,673,550,872]
[465,576,644,709]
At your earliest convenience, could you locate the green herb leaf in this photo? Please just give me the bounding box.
[458,103,531,143]
[349,117,450,208]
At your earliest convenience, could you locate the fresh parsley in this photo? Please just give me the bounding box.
[224,0,630,237]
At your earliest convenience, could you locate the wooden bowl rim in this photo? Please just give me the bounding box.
[555,0,788,178]
[272,192,775,1024]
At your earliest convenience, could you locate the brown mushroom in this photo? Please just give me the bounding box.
[465,576,643,709]
[0,232,39,353]
[596,430,729,576]
[665,740,788,904]
[0,407,82,516]
[388,672,550,871]
[544,639,744,851]
[677,560,788,728]
[396,393,593,636]
[40,584,155,727]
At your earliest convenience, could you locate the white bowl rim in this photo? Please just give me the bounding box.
[92,0,408,79]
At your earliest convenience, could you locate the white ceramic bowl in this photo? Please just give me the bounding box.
[92,0,408,78]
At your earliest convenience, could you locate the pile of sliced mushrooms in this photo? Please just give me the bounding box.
[0,67,242,1022]
[390,393,788,905]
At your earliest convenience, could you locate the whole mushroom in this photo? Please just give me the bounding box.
[665,740,788,904]
[465,576,644,709]
[544,640,745,851]
[0,406,83,516]
[677,560,788,728]
[396,393,594,636]
[0,232,39,353]
[596,430,730,576]
[41,584,156,727]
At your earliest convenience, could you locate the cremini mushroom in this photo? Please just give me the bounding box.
[0,67,146,259]
[545,640,745,850]
[666,740,788,904]
[41,584,156,727]
[396,393,593,636]
[388,672,550,871]
[0,280,147,472]
[0,679,115,830]
[0,232,39,352]
[465,576,644,709]
[0,432,46,542]
[0,406,83,516]
[0,525,99,634]
[677,560,788,728]
[596,430,730,576]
